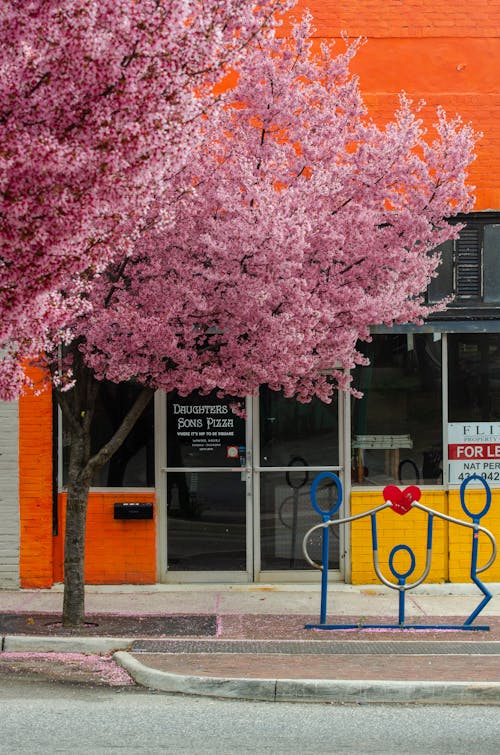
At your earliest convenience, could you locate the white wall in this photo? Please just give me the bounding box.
[0,400,20,587]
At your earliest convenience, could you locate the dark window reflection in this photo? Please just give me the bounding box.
[260,472,339,570]
[62,381,155,487]
[427,240,454,303]
[449,333,500,422]
[351,334,442,486]
[483,225,500,302]
[166,390,247,571]
[259,387,340,570]
[167,473,246,571]
[259,386,339,467]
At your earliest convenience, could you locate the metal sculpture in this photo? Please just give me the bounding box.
[303,472,497,631]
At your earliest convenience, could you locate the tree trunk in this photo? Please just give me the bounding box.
[62,429,92,627]
[57,371,154,627]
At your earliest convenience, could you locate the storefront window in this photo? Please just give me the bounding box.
[260,470,340,570]
[259,387,340,570]
[483,225,500,302]
[61,381,155,487]
[448,333,500,422]
[427,240,453,304]
[259,386,339,468]
[351,334,443,486]
[426,216,500,307]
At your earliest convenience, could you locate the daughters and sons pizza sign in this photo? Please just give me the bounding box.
[448,422,500,484]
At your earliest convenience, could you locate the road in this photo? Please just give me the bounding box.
[1,677,499,754]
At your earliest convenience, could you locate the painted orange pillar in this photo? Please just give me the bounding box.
[18,367,54,587]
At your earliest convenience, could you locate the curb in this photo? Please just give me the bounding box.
[113,651,500,705]
[3,636,500,704]
[1,635,134,654]
[114,651,277,701]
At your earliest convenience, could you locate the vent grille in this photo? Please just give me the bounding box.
[455,226,481,299]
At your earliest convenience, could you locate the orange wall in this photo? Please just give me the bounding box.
[54,492,156,584]
[18,367,54,588]
[18,367,156,587]
[293,0,500,209]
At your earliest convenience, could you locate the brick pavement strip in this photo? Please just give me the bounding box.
[1,613,500,640]
[217,614,500,641]
[130,638,500,654]
[131,651,500,682]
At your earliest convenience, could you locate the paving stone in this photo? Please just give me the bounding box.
[129,651,500,682]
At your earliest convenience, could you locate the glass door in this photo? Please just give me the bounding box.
[159,387,345,582]
[255,387,343,579]
[164,391,251,578]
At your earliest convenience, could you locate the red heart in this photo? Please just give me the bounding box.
[403,485,421,503]
[383,485,420,515]
[383,485,403,506]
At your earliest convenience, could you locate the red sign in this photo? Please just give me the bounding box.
[448,443,500,460]
[448,422,500,484]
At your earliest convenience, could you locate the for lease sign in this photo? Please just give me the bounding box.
[448,422,500,484]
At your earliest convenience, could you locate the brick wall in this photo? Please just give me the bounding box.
[350,490,448,584]
[15,1,500,588]
[295,1,500,39]
[18,369,53,588]
[53,492,156,584]
[351,488,499,584]
[19,392,157,586]
[292,0,500,210]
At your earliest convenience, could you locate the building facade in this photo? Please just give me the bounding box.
[2,0,500,588]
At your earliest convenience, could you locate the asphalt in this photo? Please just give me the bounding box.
[1,583,500,704]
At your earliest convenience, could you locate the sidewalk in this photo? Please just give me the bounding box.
[1,583,499,703]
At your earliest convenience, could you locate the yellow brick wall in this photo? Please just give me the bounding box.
[448,488,500,583]
[351,490,448,584]
[351,488,499,584]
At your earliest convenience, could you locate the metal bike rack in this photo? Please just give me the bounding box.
[303,472,497,631]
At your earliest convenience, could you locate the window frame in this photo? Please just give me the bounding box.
[427,212,500,316]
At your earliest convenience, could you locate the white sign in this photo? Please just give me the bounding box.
[170,400,242,455]
[448,422,500,484]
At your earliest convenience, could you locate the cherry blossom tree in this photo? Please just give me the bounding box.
[0,0,287,399]
[42,15,476,626]
[83,19,476,402]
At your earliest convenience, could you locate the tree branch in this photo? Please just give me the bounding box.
[85,386,154,475]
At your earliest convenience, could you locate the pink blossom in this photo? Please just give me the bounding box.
[73,15,476,404]
[0,0,289,397]
[1,651,134,685]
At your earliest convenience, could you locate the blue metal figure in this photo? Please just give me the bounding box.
[303,472,497,631]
